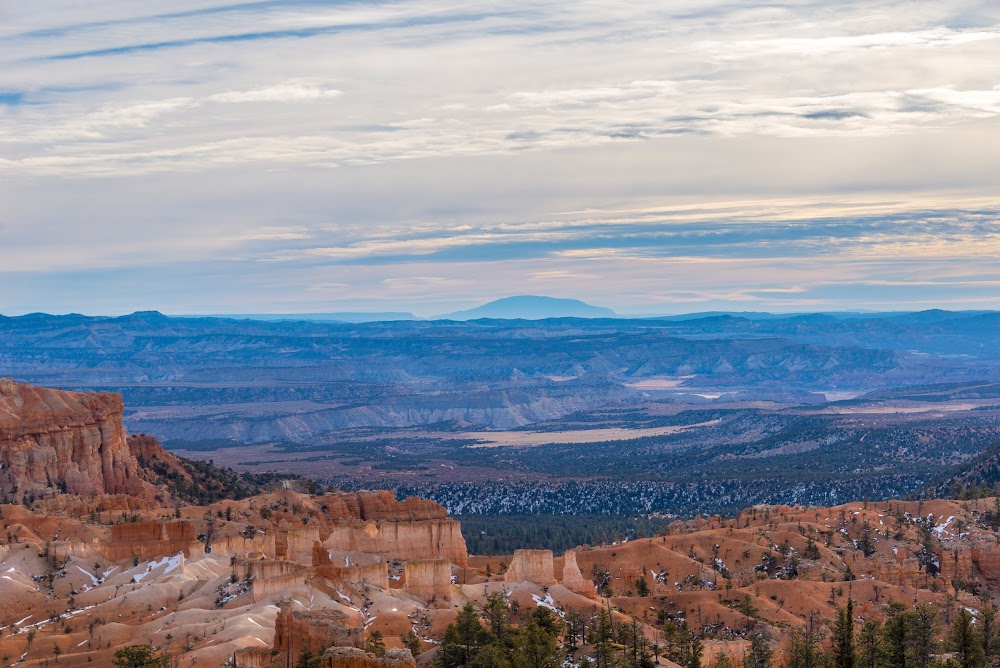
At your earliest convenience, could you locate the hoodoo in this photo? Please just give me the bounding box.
[504,549,556,585]
[402,557,453,601]
[561,549,597,598]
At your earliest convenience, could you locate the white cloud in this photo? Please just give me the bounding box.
[210,84,343,104]
[2,0,1000,313]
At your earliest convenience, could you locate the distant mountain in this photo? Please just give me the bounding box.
[438,296,616,320]
[648,311,907,321]
[185,312,418,323]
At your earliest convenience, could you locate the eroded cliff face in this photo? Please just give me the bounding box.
[0,379,146,497]
[325,490,448,522]
[100,520,200,561]
[275,605,365,662]
[505,549,556,586]
[322,647,415,668]
[561,550,596,598]
[403,558,453,601]
[324,518,468,567]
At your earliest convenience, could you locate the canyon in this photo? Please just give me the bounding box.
[7,312,1000,522]
[1,381,1000,668]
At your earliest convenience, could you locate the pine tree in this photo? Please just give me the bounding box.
[483,592,511,642]
[907,603,937,668]
[595,608,616,668]
[787,612,824,668]
[857,620,883,668]
[402,630,422,657]
[437,605,493,668]
[366,630,387,658]
[949,609,986,668]
[882,604,909,668]
[511,620,560,668]
[833,599,856,668]
[980,605,997,659]
[688,635,703,668]
[744,634,772,668]
[294,650,321,668]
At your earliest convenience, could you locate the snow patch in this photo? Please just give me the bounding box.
[532,594,565,617]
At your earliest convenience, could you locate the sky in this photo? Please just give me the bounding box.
[2,0,1000,317]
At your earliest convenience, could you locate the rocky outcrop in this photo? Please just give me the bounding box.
[235,559,311,602]
[127,432,180,464]
[561,550,596,598]
[322,647,415,668]
[403,558,453,601]
[505,549,556,586]
[315,550,390,589]
[0,380,147,497]
[324,519,468,567]
[100,519,199,561]
[234,648,277,668]
[275,605,364,665]
[236,558,306,582]
[211,530,276,558]
[325,491,448,522]
[935,539,1000,590]
[277,526,321,563]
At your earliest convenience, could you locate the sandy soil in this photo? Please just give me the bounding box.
[464,419,722,448]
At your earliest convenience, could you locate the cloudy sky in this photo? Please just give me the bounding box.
[2,0,1000,316]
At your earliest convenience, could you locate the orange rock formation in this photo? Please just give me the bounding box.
[504,549,556,585]
[275,604,365,664]
[323,518,468,567]
[403,557,453,601]
[100,519,200,560]
[0,379,148,497]
[322,647,416,668]
[561,549,596,597]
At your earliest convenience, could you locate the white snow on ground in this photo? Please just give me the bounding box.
[934,517,956,538]
[76,565,101,586]
[531,594,565,617]
[131,553,183,583]
[248,617,263,628]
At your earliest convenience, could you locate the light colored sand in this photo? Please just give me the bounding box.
[624,378,688,390]
[822,402,984,415]
[465,419,721,448]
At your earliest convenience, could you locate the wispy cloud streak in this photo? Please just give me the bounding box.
[1,0,1000,313]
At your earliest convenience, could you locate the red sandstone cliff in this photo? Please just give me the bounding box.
[0,379,147,497]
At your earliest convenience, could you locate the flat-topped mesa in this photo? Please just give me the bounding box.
[0,379,147,497]
[505,549,556,586]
